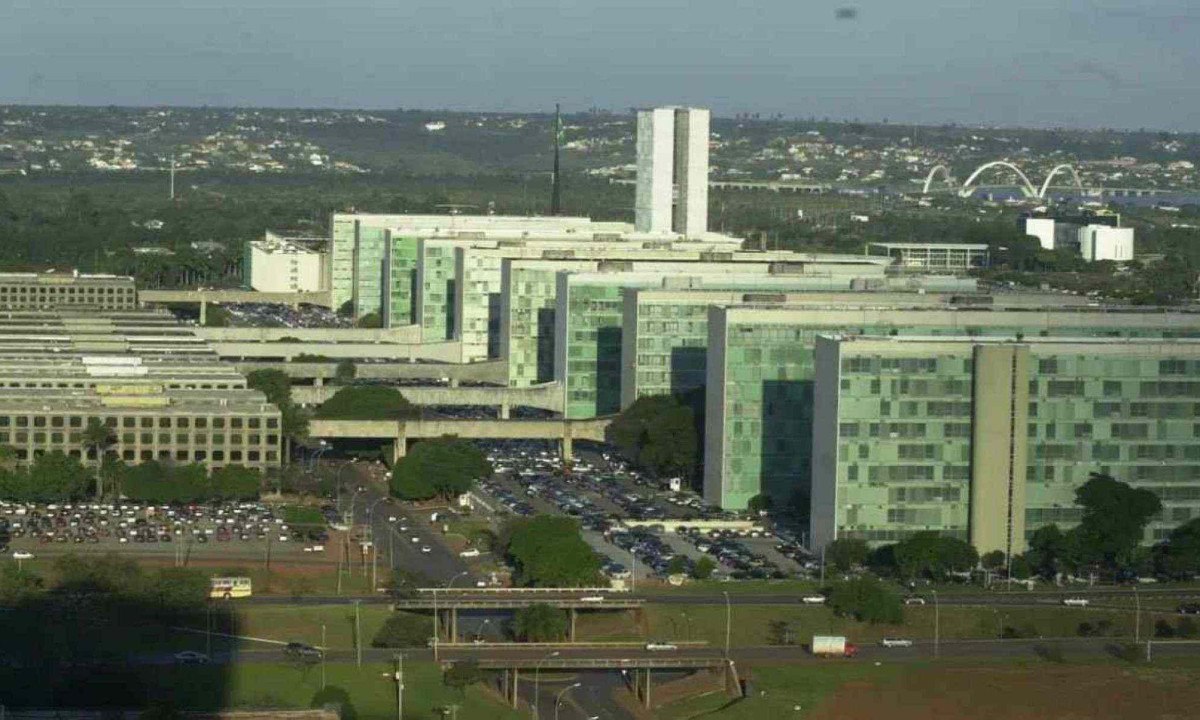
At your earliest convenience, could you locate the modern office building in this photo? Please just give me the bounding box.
[0,309,282,470]
[620,281,979,407]
[635,107,710,236]
[867,243,990,272]
[244,235,328,293]
[1022,212,1127,259]
[703,302,1200,511]
[810,334,1200,556]
[0,272,137,310]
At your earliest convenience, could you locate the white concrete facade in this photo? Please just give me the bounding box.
[673,107,710,237]
[247,239,326,293]
[635,107,711,236]
[635,108,676,233]
[1080,225,1134,262]
[1024,217,1057,250]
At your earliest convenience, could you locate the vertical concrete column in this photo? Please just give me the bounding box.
[560,435,573,463]
[199,300,207,325]
[314,376,324,387]
[511,668,520,709]
[644,669,652,709]
[499,402,511,420]
[569,608,576,642]
[449,378,460,388]
[970,345,1030,558]
[450,607,458,643]
[392,427,408,464]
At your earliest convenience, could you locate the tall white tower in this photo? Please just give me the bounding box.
[634,106,710,236]
[673,107,709,237]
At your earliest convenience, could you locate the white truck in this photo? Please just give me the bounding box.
[811,635,858,658]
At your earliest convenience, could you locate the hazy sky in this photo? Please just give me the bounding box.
[2,0,1198,130]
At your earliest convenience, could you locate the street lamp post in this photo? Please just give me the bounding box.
[1134,586,1141,643]
[933,590,940,659]
[434,571,469,660]
[533,651,561,720]
[554,682,582,720]
[723,591,732,657]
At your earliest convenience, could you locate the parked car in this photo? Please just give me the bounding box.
[800,595,826,605]
[880,638,914,648]
[174,651,211,665]
[1062,598,1090,607]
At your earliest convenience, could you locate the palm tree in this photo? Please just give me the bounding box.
[83,418,114,498]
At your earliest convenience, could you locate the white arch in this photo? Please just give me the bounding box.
[922,165,953,194]
[1038,164,1085,199]
[958,161,1038,198]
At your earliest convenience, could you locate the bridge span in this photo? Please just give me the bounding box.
[291,381,563,414]
[235,359,508,385]
[308,416,612,461]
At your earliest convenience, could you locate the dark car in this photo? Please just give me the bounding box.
[284,642,323,660]
[1178,603,1200,615]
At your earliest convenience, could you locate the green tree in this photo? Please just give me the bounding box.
[691,556,716,580]
[443,659,482,693]
[608,395,698,478]
[371,612,433,648]
[981,550,1007,571]
[666,556,688,575]
[315,386,420,420]
[1155,518,1200,578]
[503,515,603,587]
[826,576,903,624]
[747,494,773,514]
[355,312,382,329]
[1027,524,1074,579]
[512,604,568,642]
[334,359,357,385]
[210,465,262,500]
[826,538,870,573]
[310,686,358,720]
[389,436,491,501]
[83,418,114,498]
[247,368,308,452]
[1072,473,1163,569]
[27,451,92,502]
[892,532,979,580]
[1009,554,1033,580]
[0,563,44,604]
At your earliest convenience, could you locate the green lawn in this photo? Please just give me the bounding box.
[0,662,521,720]
[222,605,395,650]
[656,663,909,720]
[577,603,1164,647]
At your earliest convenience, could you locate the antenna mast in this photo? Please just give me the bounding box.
[550,104,563,216]
[169,153,176,201]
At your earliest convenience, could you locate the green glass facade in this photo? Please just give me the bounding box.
[416,239,461,343]
[813,336,1200,550]
[704,305,1200,511]
[501,260,594,387]
[383,234,419,328]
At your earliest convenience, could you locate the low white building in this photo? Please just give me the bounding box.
[1079,225,1134,262]
[1024,217,1057,250]
[245,236,327,292]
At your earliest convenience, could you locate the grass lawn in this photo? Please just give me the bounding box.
[223,605,396,650]
[577,603,1168,647]
[0,661,521,720]
[656,658,1200,720]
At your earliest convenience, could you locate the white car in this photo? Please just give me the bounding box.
[1062,597,1090,607]
[800,595,826,604]
[304,545,325,553]
[410,536,420,543]
[459,548,481,558]
[387,516,397,523]
[904,597,927,606]
[880,638,914,648]
[12,551,33,560]
[580,596,605,602]
[420,546,432,554]
[645,642,678,651]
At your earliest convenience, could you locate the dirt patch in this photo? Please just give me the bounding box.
[805,665,1200,720]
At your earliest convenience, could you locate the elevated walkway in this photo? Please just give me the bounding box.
[235,359,507,385]
[292,382,563,414]
[308,416,612,460]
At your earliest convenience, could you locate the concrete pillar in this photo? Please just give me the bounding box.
[449,378,460,388]
[569,608,576,642]
[560,435,573,463]
[644,668,652,709]
[511,668,520,709]
[450,607,458,643]
[433,608,439,642]
[314,377,324,387]
[392,431,408,464]
[199,300,207,325]
[499,402,511,420]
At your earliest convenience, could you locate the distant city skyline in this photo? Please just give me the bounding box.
[2,0,1199,131]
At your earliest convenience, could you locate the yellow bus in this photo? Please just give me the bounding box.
[210,576,253,599]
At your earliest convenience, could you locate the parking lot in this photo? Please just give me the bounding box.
[206,302,354,329]
[470,440,813,584]
[1,500,331,557]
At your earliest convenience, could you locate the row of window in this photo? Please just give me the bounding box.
[0,430,277,446]
[0,415,278,429]
[6,447,276,464]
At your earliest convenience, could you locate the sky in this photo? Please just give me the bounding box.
[2,0,1198,130]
